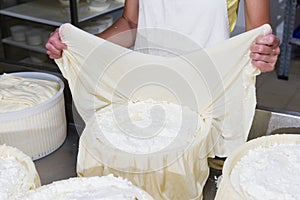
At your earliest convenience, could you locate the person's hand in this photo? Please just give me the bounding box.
[250,34,280,72]
[45,28,67,59]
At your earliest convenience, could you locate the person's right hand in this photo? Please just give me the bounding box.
[45,28,67,59]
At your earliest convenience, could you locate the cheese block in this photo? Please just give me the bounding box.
[14,174,154,200]
[0,145,40,200]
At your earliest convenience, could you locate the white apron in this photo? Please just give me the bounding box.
[135,0,230,55]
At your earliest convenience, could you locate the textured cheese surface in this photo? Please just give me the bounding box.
[0,156,29,199]
[0,74,59,113]
[230,143,300,200]
[96,99,201,154]
[14,174,153,200]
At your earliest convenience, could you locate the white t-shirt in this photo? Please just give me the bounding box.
[135,0,230,55]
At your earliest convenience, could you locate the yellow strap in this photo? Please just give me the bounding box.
[227,0,240,32]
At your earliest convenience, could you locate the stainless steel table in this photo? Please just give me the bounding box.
[34,124,80,185]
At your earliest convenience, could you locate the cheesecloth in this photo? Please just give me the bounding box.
[55,23,272,199]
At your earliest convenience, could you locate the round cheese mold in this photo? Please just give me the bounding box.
[230,143,300,200]
[215,134,300,200]
[14,174,154,200]
[0,72,67,160]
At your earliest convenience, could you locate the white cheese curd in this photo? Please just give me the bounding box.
[0,74,59,113]
[230,143,300,200]
[14,174,153,200]
[96,99,201,154]
[0,156,29,199]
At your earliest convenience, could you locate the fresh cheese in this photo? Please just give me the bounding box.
[0,74,59,113]
[230,143,300,200]
[0,156,29,199]
[0,145,40,200]
[96,99,201,154]
[14,174,153,200]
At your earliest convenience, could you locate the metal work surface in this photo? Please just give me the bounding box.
[34,124,80,185]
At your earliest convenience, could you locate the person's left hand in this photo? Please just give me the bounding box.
[250,34,280,72]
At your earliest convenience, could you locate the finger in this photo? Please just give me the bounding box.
[45,42,62,57]
[250,52,279,64]
[255,34,280,47]
[251,60,275,73]
[250,44,280,56]
[48,33,67,50]
[47,51,60,59]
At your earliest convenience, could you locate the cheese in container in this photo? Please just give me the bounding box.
[0,72,67,160]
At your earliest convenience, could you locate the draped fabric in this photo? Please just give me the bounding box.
[55,23,271,199]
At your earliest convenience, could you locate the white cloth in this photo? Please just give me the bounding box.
[55,23,272,199]
[135,0,230,55]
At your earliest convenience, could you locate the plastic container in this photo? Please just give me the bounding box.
[25,28,43,46]
[215,134,300,200]
[88,0,110,12]
[0,72,67,160]
[10,25,28,42]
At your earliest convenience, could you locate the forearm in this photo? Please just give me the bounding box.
[244,0,270,31]
[95,0,138,48]
[96,16,137,48]
[244,0,280,73]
